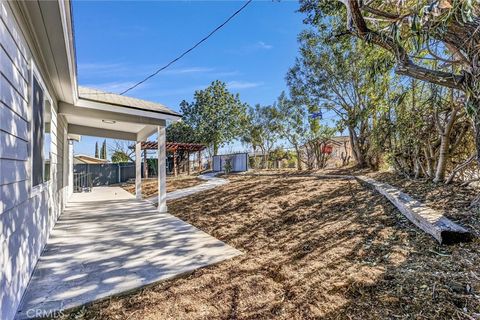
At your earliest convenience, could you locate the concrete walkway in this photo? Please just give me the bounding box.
[147,172,229,204]
[15,186,240,319]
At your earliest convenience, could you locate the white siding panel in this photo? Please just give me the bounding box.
[0,131,28,160]
[0,45,28,99]
[0,1,29,61]
[0,102,28,140]
[0,74,28,120]
[0,159,27,185]
[0,180,28,214]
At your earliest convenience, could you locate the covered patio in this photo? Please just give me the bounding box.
[15,186,241,319]
[61,86,182,211]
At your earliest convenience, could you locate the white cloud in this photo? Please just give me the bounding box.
[257,41,273,50]
[227,81,263,90]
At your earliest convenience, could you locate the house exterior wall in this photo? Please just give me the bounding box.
[0,1,70,319]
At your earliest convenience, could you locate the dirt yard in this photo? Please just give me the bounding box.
[64,174,480,320]
[121,176,204,197]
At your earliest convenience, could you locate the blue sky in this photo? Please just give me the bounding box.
[73,0,305,157]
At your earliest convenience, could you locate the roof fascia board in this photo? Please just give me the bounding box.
[59,102,166,127]
[76,98,181,122]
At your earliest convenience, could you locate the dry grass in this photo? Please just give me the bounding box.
[121,176,204,197]
[64,174,480,320]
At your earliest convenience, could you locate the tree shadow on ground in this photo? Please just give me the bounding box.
[62,174,480,320]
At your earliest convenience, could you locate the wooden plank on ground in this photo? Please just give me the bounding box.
[356,175,472,245]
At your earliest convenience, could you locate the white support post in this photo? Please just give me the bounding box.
[158,126,167,212]
[135,141,142,200]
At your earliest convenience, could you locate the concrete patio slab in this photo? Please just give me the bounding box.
[15,187,241,319]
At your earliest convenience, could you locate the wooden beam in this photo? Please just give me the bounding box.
[187,151,190,175]
[357,176,472,245]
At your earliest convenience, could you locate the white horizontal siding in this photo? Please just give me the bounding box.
[0,73,28,120]
[0,159,27,185]
[0,44,28,98]
[0,1,29,62]
[0,179,28,214]
[0,1,70,320]
[0,131,28,160]
[0,102,28,140]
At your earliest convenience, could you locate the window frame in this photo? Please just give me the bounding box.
[30,61,53,195]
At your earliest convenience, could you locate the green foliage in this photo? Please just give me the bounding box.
[99,140,107,160]
[180,80,248,155]
[242,104,279,152]
[111,151,130,163]
[94,142,99,158]
[166,121,198,143]
[224,157,233,174]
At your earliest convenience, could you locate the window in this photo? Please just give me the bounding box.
[31,75,51,187]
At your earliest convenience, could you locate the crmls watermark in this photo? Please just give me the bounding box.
[25,308,65,319]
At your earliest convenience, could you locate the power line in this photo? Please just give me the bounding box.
[119,0,253,96]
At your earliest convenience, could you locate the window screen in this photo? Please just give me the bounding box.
[32,76,44,187]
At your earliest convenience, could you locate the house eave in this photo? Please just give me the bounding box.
[14,0,77,104]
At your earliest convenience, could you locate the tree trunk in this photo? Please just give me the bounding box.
[213,143,219,156]
[434,134,450,183]
[474,107,480,164]
[348,127,366,168]
[294,146,302,171]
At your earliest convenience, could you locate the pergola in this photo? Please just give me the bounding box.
[138,141,206,177]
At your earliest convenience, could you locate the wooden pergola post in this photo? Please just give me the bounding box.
[187,151,191,175]
[173,149,177,177]
[198,150,201,172]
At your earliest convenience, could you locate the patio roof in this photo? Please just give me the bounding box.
[59,90,182,141]
[78,86,181,118]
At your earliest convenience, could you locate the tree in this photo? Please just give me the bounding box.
[241,104,279,169]
[100,139,107,160]
[180,80,248,155]
[94,142,99,158]
[166,121,199,143]
[272,92,309,170]
[109,140,134,162]
[302,1,480,163]
[111,151,130,163]
[287,27,392,168]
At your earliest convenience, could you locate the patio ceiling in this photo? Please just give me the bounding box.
[59,87,182,141]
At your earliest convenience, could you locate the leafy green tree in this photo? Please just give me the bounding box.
[272,92,310,170]
[241,104,279,169]
[94,142,99,158]
[300,0,480,163]
[180,80,248,155]
[287,27,392,168]
[111,151,130,163]
[100,140,107,160]
[166,121,198,143]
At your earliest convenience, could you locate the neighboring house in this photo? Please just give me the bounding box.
[327,136,352,162]
[0,1,181,319]
[73,154,109,165]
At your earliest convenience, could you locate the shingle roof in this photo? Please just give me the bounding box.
[78,86,181,117]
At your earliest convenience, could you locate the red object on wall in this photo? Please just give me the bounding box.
[322,145,333,154]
